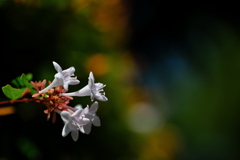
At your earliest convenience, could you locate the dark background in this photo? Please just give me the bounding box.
[1,1,240,160]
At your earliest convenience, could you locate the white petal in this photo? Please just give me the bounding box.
[39,77,62,93]
[62,123,71,137]
[68,79,80,85]
[60,111,71,123]
[83,105,89,115]
[80,118,90,125]
[74,105,83,110]
[90,93,94,101]
[61,91,79,97]
[95,83,106,89]
[92,116,101,126]
[62,85,91,97]
[53,61,62,73]
[89,101,98,114]
[85,114,93,120]
[62,67,75,77]
[79,126,85,133]
[72,108,83,118]
[83,123,92,134]
[88,72,95,89]
[71,129,79,141]
[78,85,91,96]
[89,72,95,82]
[94,93,108,102]
[63,83,69,91]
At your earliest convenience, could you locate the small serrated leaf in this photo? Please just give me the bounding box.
[11,76,24,87]
[11,73,32,88]
[25,73,33,81]
[21,74,36,94]
[2,85,26,100]
[11,79,20,88]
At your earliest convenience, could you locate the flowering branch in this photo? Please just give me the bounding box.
[0,61,108,141]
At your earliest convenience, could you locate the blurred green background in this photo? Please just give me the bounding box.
[0,1,240,160]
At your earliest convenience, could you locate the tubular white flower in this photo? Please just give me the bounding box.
[60,107,90,141]
[82,101,101,134]
[39,61,80,93]
[62,72,108,102]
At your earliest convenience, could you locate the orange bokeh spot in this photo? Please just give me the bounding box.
[85,53,110,76]
[0,106,15,116]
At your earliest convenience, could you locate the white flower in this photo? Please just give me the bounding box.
[82,101,101,134]
[62,72,108,102]
[60,107,90,141]
[39,61,80,94]
[59,102,101,140]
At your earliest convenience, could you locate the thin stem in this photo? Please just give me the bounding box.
[0,98,35,105]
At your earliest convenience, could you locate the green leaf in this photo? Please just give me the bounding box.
[11,73,33,88]
[25,73,33,81]
[2,85,26,100]
[20,74,36,94]
[12,76,24,88]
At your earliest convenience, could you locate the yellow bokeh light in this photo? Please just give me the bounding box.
[0,106,15,116]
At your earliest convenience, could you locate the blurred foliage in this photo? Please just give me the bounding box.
[128,3,240,160]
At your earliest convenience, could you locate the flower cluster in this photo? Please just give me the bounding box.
[30,61,107,141]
